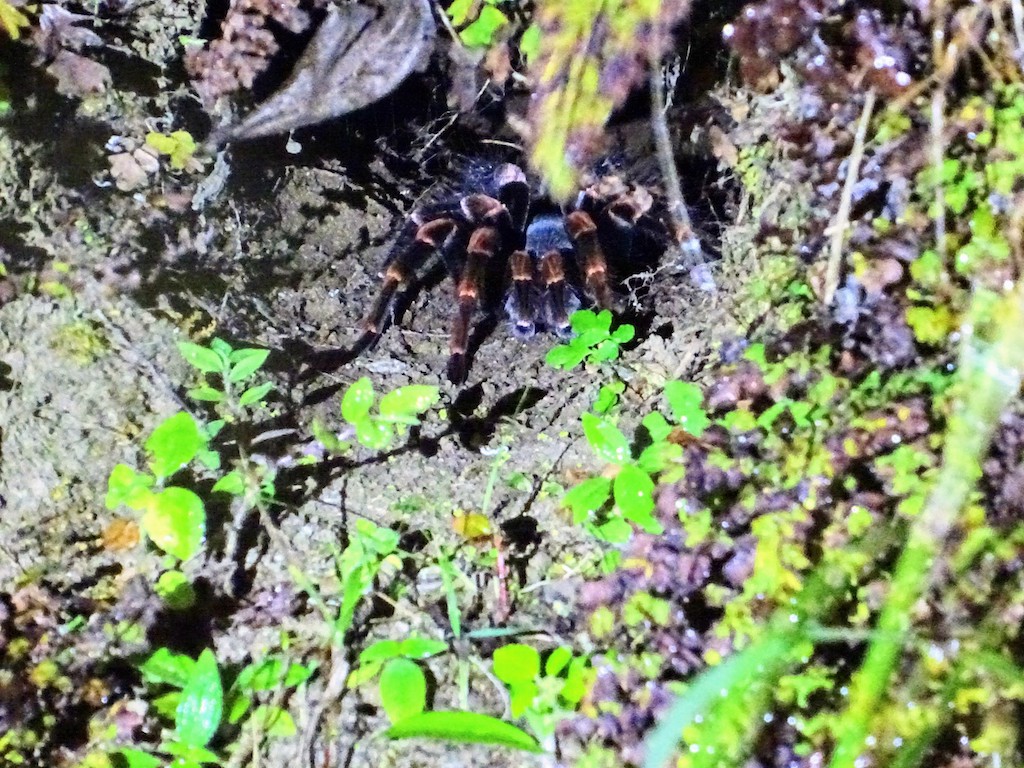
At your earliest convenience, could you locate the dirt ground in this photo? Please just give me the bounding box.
[0,1,821,765]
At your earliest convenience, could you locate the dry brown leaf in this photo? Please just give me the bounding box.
[102,518,141,551]
[218,0,436,143]
[46,49,110,95]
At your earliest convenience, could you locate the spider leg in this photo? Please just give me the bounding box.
[505,249,541,339]
[357,216,459,344]
[538,249,582,338]
[447,225,501,384]
[564,210,615,310]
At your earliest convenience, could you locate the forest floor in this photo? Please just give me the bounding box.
[2,2,1024,768]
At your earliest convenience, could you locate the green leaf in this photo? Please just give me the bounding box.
[590,339,621,362]
[594,382,624,413]
[519,22,540,62]
[664,381,709,437]
[379,658,427,723]
[152,691,181,720]
[561,657,589,704]
[398,637,449,659]
[284,662,315,687]
[545,343,587,370]
[238,381,274,407]
[226,692,252,725]
[595,516,632,543]
[384,711,543,753]
[178,342,223,374]
[240,659,285,691]
[355,419,393,450]
[636,441,682,475]
[581,412,630,464]
[187,386,225,403]
[155,570,196,610]
[227,348,270,381]
[251,705,297,737]
[159,740,221,765]
[139,647,195,687]
[562,476,612,520]
[360,640,402,664]
[378,385,440,424]
[209,337,232,358]
[176,649,223,747]
[105,463,154,511]
[459,4,508,48]
[610,324,636,344]
[509,680,539,717]
[641,411,673,443]
[348,659,384,687]
[212,470,245,495]
[341,377,375,424]
[493,644,540,685]
[545,646,573,677]
[116,748,162,768]
[570,309,604,333]
[141,487,206,561]
[146,412,205,479]
[446,0,474,26]
[614,465,656,523]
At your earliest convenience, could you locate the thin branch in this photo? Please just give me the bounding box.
[823,88,876,306]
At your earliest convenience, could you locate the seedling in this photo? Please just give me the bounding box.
[313,376,439,452]
[545,310,636,370]
[117,648,314,767]
[562,381,707,542]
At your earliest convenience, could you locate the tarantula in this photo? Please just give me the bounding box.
[355,161,676,383]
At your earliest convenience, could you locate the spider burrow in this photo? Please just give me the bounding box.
[354,161,681,384]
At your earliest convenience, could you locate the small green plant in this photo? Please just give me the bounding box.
[545,310,635,370]
[117,648,313,767]
[313,376,440,452]
[562,381,707,542]
[105,411,211,562]
[106,339,276,568]
[492,644,591,749]
[146,130,200,171]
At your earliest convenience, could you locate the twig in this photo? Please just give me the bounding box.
[648,61,713,293]
[823,87,876,306]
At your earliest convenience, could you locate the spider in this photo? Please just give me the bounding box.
[354,161,677,383]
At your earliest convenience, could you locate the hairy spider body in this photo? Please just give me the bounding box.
[355,161,671,383]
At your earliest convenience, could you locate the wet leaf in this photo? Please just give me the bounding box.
[221,0,436,142]
[582,412,630,464]
[140,648,195,688]
[176,649,223,747]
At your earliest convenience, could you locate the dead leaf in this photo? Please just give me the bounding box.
[102,518,140,551]
[46,49,110,96]
[218,0,436,143]
[109,152,148,191]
